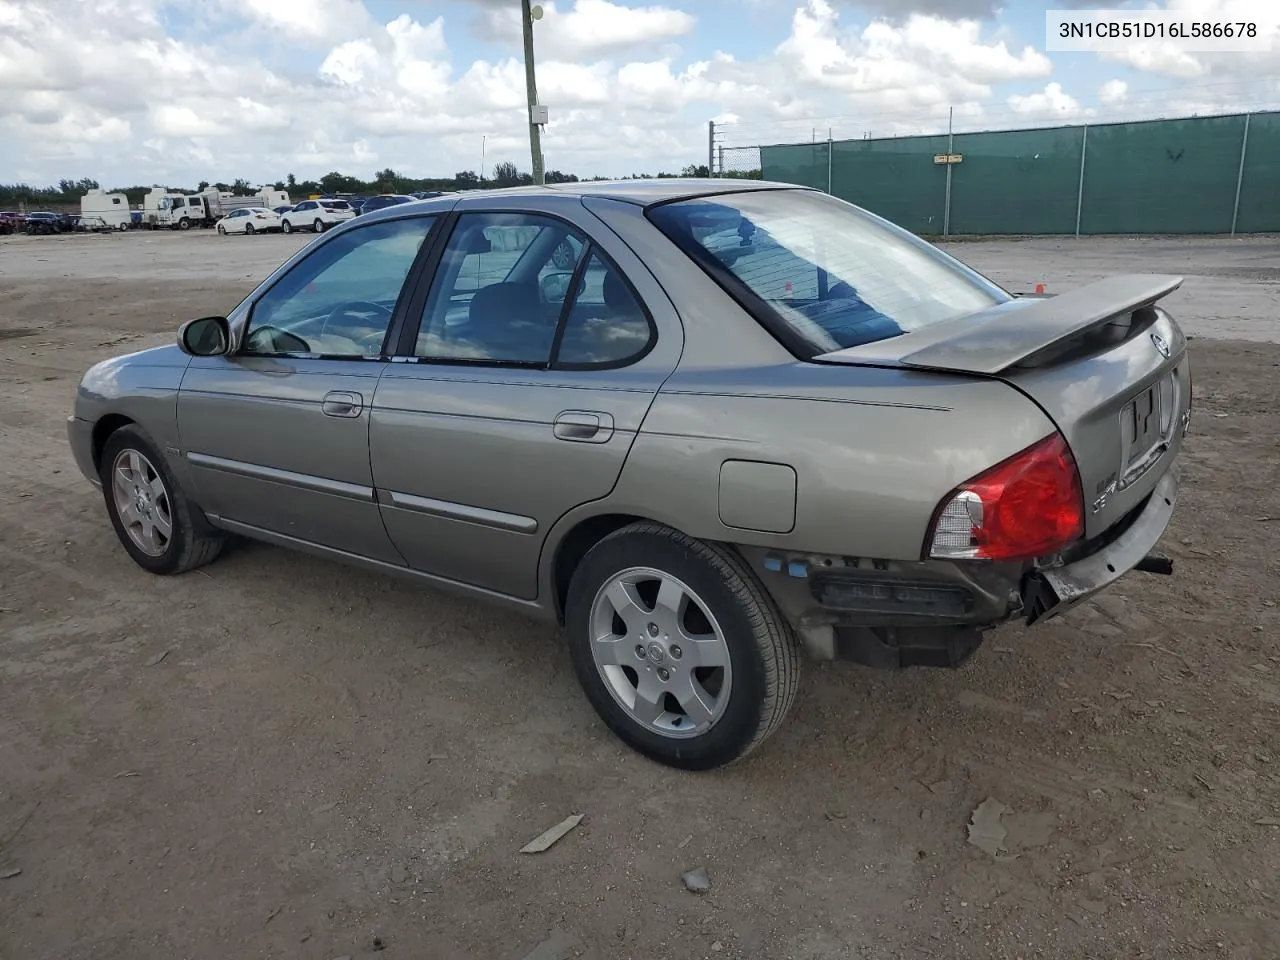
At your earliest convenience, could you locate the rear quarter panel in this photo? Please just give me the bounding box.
[603,363,1059,560]
[571,192,1060,562]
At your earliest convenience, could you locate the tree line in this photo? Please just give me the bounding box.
[0,163,762,209]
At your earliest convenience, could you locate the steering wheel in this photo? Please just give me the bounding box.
[244,325,312,354]
[319,300,394,350]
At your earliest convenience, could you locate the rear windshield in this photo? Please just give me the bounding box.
[646,189,1009,356]
[322,201,350,210]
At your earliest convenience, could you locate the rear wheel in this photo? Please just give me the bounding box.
[564,522,801,770]
[313,218,325,233]
[100,425,225,575]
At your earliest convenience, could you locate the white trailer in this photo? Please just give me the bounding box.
[80,189,132,231]
[201,188,292,221]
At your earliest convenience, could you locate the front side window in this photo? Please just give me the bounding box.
[647,189,1009,356]
[241,216,436,358]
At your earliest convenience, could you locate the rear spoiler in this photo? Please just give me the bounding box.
[814,274,1184,376]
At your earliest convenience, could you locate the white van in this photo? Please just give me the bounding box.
[80,189,132,230]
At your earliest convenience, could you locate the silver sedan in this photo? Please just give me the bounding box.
[67,180,1191,770]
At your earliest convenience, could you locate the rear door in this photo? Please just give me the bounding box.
[368,197,683,599]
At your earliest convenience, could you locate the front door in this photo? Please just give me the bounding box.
[369,207,680,599]
[178,214,440,563]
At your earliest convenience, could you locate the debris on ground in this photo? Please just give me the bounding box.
[967,798,1009,857]
[520,929,582,960]
[0,866,21,880]
[147,648,170,666]
[681,866,711,893]
[520,814,584,854]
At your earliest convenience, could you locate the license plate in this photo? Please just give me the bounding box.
[1123,385,1161,464]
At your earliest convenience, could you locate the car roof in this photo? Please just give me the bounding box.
[350,177,813,227]
[472,177,799,205]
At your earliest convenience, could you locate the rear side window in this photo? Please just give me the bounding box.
[647,190,1008,357]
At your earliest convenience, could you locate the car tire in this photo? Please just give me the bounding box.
[282,220,293,234]
[177,218,189,230]
[313,218,325,233]
[552,239,576,270]
[245,223,254,235]
[217,224,226,235]
[564,522,801,771]
[99,424,225,576]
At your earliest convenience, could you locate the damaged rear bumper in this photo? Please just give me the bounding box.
[1022,463,1180,626]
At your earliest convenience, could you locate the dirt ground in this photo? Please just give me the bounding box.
[1,230,1278,960]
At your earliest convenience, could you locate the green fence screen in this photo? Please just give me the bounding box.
[758,111,1280,236]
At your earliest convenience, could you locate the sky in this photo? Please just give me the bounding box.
[0,0,1278,188]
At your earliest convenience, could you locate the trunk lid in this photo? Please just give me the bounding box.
[814,275,1192,539]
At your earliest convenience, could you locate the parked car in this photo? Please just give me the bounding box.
[66,180,1190,770]
[0,210,24,235]
[25,211,74,234]
[216,207,282,235]
[356,194,416,216]
[279,199,356,234]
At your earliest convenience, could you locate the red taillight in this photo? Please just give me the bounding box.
[926,433,1084,562]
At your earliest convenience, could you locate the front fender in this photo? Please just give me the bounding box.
[71,343,191,485]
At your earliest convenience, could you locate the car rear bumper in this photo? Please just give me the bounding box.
[1021,462,1179,626]
[67,415,100,488]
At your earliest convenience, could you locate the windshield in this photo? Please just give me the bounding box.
[647,189,1009,357]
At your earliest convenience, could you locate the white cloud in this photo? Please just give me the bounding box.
[218,0,374,46]
[472,0,696,58]
[1097,0,1280,78]
[1,0,1277,189]
[1008,82,1087,118]
[1099,79,1128,104]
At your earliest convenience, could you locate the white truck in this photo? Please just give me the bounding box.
[142,187,292,229]
[142,189,209,230]
[79,189,132,231]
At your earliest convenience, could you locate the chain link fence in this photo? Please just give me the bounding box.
[711,110,1279,236]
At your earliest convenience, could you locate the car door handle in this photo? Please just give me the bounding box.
[321,390,363,418]
[553,410,614,443]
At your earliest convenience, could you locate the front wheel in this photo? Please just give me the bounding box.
[99,424,225,575]
[177,218,190,230]
[244,223,254,235]
[282,219,293,234]
[216,224,226,235]
[313,218,325,233]
[564,523,801,770]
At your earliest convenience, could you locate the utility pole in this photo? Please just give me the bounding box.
[520,0,545,185]
[707,120,715,176]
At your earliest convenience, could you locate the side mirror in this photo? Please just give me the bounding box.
[178,315,231,357]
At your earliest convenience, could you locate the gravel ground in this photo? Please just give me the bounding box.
[1,229,1278,960]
